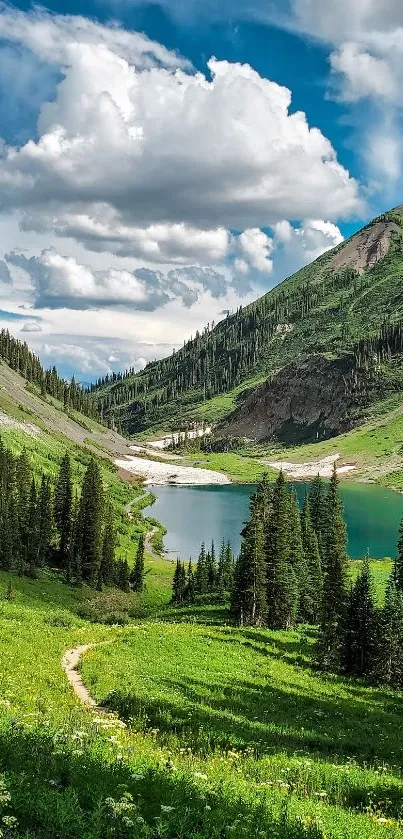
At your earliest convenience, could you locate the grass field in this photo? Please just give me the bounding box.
[0,556,401,838]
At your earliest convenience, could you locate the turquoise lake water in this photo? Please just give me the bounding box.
[149,482,403,560]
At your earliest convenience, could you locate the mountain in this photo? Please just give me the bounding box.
[92,206,403,441]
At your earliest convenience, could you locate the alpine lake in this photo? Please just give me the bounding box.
[149,481,403,561]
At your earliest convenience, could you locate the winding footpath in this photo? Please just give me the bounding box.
[62,644,100,709]
[124,491,162,561]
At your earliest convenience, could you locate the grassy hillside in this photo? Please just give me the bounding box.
[0,559,400,838]
[92,207,403,436]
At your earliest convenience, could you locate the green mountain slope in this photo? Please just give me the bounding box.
[92,206,403,439]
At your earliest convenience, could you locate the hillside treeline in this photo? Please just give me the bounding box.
[0,329,102,423]
[0,442,145,593]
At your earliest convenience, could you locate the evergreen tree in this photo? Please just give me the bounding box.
[54,453,73,569]
[206,541,217,590]
[195,543,208,594]
[38,475,52,567]
[217,540,234,593]
[288,489,308,624]
[26,479,39,577]
[185,560,196,603]
[308,475,325,559]
[316,464,349,669]
[130,534,145,592]
[343,554,376,676]
[172,559,186,603]
[265,472,295,629]
[300,497,323,623]
[116,557,130,593]
[394,516,403,593]
[372,578,403,689]
[231,490,267,626]
[75,460,104,586]
[100,503,116,585]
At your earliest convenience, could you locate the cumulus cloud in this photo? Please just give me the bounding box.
[21,210,231,264]
[0,11,359,256]
[238,228,274,274]
[329,43,398,103]
[286,1,403,187]
[5,249,230,310]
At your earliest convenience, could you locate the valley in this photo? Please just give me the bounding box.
[1,210,403,838]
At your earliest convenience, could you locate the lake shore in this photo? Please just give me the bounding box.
[114,453,230,485]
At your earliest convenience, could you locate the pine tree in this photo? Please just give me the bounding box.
[54,453,73,570]
[309,474,325,560]
[75,460,104,586]
[195,542,208,594]
[300,497,323,623]
[185,560,196,603]
[395,516,403,593]
[100,503,116,585]
[343,554,376,676]
[130,534,145,592]
[231,490,267,626]
[172,559,186,603]
[265,472,295,629]
[288,489,309,624]
[206,541,217,590]
[16,449,31,573]
[26,479,39,577]
[316,464,349,669]
[38,475,52,567]
[116,557,130,593]
[372,577,403,689]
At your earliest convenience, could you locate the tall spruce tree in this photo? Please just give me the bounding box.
[308,474,325,560]
[206,541,217,590]
[38,475,52,567]
[26,479,39,577]
[185,560,196,603]
[54,453,73,570]
[172,559,186,603]
[130,534,145,592]
[316,464,349,670]
[395,516,403,593]
[300,497,323,623]
[100,502,116,585]
[372,578,403,689]
[195,543,208,594]
[231,490,267,626]
[74,460,104,586]
[288,489,309,624]
[265,472,296,629]
[343,554,376,676]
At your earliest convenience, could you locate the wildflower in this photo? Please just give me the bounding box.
[160,805,175,813]
[194,772,208,780]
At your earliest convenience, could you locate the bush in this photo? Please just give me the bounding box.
[45,611,74,628]
[76,590,147,624]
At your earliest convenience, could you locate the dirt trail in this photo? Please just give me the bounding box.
[124,492,162,561]
[61,644,99,708]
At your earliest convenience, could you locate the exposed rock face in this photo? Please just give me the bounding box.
[218,355,381,444]
[331,219,400,275]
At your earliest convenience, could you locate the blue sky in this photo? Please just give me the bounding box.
[0,0,401,379]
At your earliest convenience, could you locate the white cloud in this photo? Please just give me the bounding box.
[21,210,231,264]
[271,218,344,280]
[0,3,188,70]
[238,228,274,274]
[329,43,398,102]
[6,249,231,310]
[0,13,360,252]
